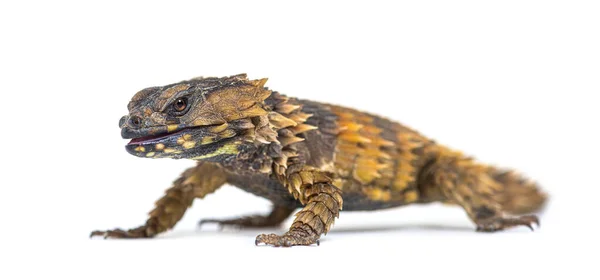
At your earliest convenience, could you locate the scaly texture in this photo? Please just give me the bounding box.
[91,162,226,238]
[91,74,548,246]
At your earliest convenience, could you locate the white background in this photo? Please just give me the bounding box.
[1,0,599,279]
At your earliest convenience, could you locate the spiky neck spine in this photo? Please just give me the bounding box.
[221,90,317,180]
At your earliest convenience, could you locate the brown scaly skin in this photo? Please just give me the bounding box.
[91,74,548,246]
[91,162,226,238]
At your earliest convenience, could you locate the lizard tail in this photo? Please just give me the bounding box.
[490,168,548,215]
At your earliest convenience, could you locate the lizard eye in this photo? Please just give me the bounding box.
[167,96,192,117]
[173,98,188,112]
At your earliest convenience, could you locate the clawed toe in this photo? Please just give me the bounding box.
[476,215,540,232]
[198,215,284,229]
[89,226,150,239]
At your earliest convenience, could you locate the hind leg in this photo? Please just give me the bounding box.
[199,205,295,229]
[420,154,540,232]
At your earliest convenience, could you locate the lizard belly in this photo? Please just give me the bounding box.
[225,171,413,211]
[225,172,302,209]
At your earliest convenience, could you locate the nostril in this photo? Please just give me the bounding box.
[128,116,142,128]
[119,116,127,128]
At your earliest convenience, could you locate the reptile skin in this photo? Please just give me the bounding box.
[91,74,547,246]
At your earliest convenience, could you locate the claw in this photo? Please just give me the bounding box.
[525,223,534,231]
[89,231,103,238]
[89,227,150,239]
[201,218,230,227]
[532,216,540,227]
[475,214,541,232]
[201,219,211,225]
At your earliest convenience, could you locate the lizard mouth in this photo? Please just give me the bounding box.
[121,124,188,145]
[122,119,253,159]
[128,130,184,145]
[123,122,242,159]
[123,123,232,148]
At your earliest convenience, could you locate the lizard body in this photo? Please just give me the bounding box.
[91,74,547,246]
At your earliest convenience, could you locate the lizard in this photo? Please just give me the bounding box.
[90,74,547,247]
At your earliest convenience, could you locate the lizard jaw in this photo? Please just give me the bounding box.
[128,129,185,146]
[123,123,244,159]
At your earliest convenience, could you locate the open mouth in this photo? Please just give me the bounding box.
[123,121,242,148]
[123,125,189,146]
[128,130,184,145]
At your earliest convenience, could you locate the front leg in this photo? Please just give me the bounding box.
[90,162,226,238]
[256,169,343,247]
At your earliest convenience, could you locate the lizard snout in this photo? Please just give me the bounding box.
[119,114,144,129]
[119,115,127,128]
[127,115,143,129]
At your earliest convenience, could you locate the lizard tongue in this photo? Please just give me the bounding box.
[128,132,172,145]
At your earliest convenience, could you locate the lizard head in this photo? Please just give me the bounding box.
[120,74,271,161]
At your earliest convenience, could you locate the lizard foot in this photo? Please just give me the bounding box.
[255,231,320,247]
[90,226,153,239]
[199,215,283,229]
[476,214,540,232]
